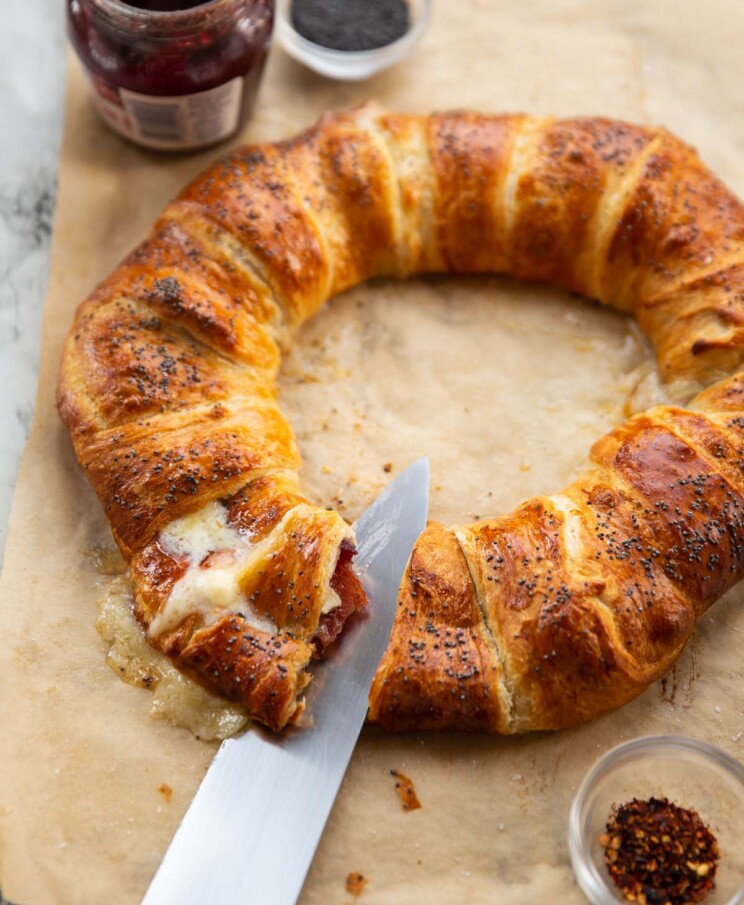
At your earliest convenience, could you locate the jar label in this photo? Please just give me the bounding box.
[89,77,244,151]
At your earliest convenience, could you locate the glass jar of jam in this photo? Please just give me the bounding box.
[67,0,274,152]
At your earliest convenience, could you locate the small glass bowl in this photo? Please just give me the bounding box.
[569,735,744,905]
[276,0,432,81]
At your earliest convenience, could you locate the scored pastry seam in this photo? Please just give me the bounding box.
[452,525,516,733]
[166,204,295,343]
[381,115,439,274]
[588,132,663,307]
[501,115,554,263]
[547,492,656,683]
[362,109,411,277]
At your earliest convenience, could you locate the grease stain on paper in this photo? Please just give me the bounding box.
[660,638,700,710]
[88,547,248,742]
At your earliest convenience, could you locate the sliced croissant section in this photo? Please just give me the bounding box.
[308,106,408,295]
[58,296,273,433]
[368,522,509,732]
[130,484,363,729]
[174,618,314,731]
[590,409,744,609]
[375,111,442,275]
[98,213,284,365]
[173,147,331,330]
[454,496,646,733]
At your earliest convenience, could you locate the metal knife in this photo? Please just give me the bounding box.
[141,457,430,905]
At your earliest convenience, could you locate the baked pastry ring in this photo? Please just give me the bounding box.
[57,104,744,732]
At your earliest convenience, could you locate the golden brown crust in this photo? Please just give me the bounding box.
[76,401,300,555]
[368,522,508,731]
[427,111,525,274]
[173,616,314,731]
[692,371,744,413]
[509,117,657,295]
[57,103,744,733]
[173,148,330,328]
[639,262,744,383]
[602,133,744,308]
[374,399,744,733]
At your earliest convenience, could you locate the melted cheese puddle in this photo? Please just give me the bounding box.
[94,564,249,741]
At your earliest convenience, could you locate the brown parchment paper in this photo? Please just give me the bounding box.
[2,2,744,903]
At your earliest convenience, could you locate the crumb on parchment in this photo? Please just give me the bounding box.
[390,769,421,811]
[346,871,367,896]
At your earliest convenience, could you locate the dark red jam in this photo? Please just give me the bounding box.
[67,0,274,151]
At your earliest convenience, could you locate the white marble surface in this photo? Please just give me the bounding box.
[0,1,65,566]
[0,8,64,889]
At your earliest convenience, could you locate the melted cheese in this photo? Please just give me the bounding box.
[150,501,277,638]
[96,572,249,741]
[150,501,350,639]
[159,501,244,559]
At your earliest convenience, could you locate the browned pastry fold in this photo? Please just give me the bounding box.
[371,397,744,731]
[57,103,744,732]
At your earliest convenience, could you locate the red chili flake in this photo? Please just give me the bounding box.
[600,797,719,905]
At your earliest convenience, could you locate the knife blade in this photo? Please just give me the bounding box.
[141,456,430,905]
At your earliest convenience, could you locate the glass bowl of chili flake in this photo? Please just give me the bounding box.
[569,735,744,905]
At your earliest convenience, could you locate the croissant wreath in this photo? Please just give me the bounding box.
[57,103,744,732]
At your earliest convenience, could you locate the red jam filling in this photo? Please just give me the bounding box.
[313,544,368,653]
